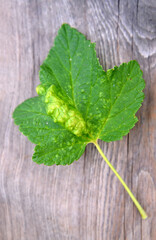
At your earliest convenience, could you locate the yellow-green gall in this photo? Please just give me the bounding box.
[36,84,46,96]
[44,85,87,137]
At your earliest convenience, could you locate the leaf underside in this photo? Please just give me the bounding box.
[13,24,145,165]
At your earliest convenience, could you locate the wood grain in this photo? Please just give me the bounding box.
[0,0,156,239]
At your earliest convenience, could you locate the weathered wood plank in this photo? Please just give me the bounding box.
[0,0,156,239]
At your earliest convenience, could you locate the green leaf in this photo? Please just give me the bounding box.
[33,140,86,166]
[13,96,87,165]
[98,60,145,142]
[13,23,145,165]
[39,23,105,135]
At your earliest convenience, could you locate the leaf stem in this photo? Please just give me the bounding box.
[93,140,148,220]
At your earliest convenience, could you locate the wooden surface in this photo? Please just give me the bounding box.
[0,0,156,239]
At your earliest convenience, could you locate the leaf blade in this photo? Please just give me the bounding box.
[98,60,145,141]
[33,140,86,166]
[40,24,105,122]
[13,24,145,165]
[13,96,87,165]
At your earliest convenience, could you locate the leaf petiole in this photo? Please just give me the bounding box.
[93,140,148,220]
